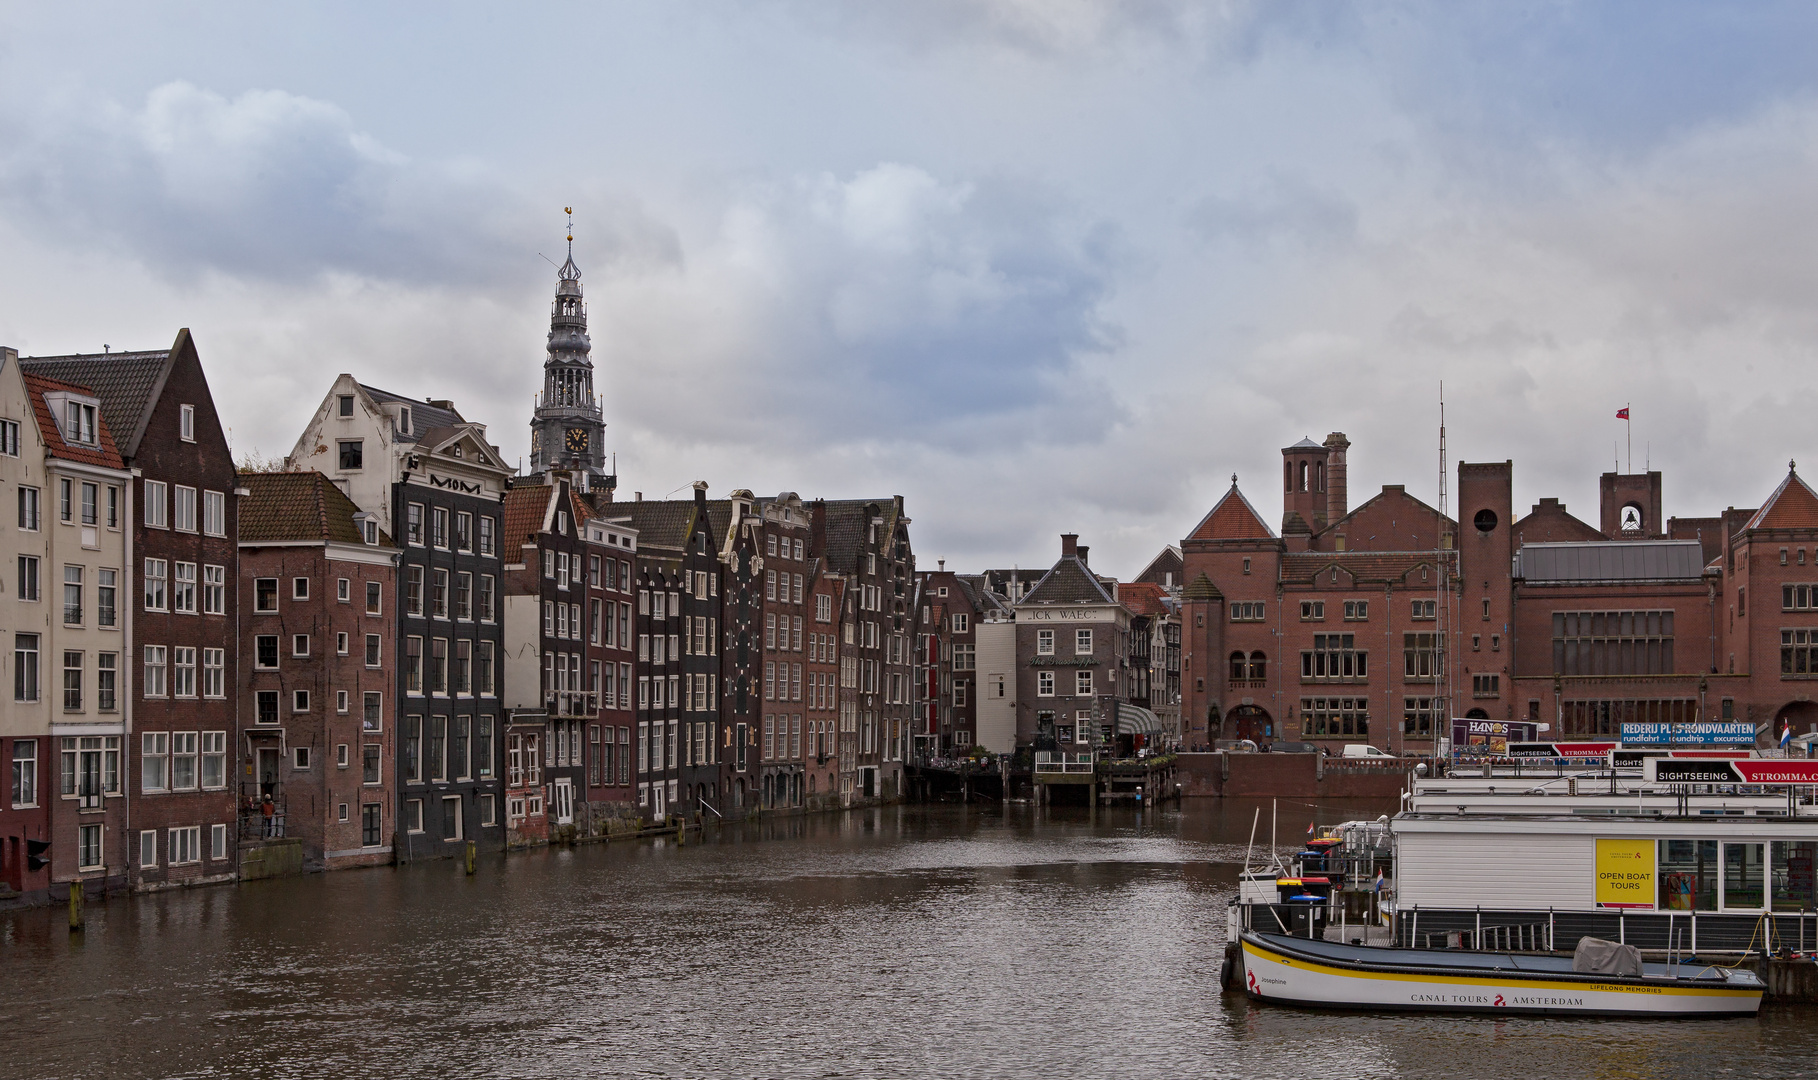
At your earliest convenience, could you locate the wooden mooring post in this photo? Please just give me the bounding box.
[68,881,83,933]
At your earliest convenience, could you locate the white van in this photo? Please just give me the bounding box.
[1341,743,1395,759]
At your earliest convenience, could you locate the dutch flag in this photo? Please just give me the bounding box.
[1783,722,1794,749]
[1374,868,1385,893]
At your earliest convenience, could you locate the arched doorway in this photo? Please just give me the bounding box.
[1227,704,1273,745]
[1465,708,1489,720]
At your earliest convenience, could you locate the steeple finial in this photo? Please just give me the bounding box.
[1231,473,1238,488]
[565,206,573,260]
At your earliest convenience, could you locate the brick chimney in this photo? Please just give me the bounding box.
[1061,533,1078,558]
[1324,432,1350,524]
[1078,545,1090,565]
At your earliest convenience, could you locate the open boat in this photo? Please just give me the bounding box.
[1239,930,1764,1017]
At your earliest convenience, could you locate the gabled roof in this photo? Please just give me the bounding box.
[820,497,903,572]
[23,374,125,470]
[1119,580,1170,617]
[1321,483,1454,540]
[239,471,390,546]
[1280,551,1439,585]
[21,331,186,458]
[1187,482,1276,541]
[612,499,712,552]
[361,384,464,432]
[501,484,557,548]
[1022,554,1118,605]
[1745,467,1818,531]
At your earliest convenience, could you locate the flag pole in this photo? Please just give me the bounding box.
[1626,402,1632,474]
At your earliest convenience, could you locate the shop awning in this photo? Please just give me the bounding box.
[1114,703,1163,736]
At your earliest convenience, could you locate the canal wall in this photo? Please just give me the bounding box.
[1175,752,1413,799]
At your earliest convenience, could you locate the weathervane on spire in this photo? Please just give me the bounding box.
[565,206,573,260]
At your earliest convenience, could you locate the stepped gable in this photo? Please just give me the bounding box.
[1186,480,1275,541]
[1745,465,1818,531]
[239,471,386,545]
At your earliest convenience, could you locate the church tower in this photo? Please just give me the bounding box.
[528,210,613,493]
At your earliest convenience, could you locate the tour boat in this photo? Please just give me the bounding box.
[1238,929,1764,1017]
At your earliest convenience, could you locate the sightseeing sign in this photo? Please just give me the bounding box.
[1645,758,1818,784]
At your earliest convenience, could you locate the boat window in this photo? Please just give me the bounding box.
[1723,843,1766,911]
[1658,839,1718,912]
[1771,841,1818,912]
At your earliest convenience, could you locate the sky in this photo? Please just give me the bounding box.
[4,2,1818,577]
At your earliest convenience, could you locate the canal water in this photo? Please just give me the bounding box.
[5,799,1815,1079]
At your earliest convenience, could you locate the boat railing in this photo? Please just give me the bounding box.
[1420,922,1553,953]
[1394,903,1818,956]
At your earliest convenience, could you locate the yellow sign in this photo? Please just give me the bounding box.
[1596,838,1656,908]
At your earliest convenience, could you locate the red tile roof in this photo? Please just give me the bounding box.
[1188,484,1274,541]
[238,471,392,545]
[1747,468,1818,531]
[1119,580,1170,617]
[502,484,554,549]
[22,374,125,470]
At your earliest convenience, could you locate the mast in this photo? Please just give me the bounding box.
[1435,385,1451,762]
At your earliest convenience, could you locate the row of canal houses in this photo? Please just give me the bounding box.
[0,248,919,906]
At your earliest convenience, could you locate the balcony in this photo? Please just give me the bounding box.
[1034,751,1095,778]
[1227,679,1267,690]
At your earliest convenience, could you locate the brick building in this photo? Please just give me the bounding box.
[819,498,915,803]
[25,331,241,891]
[1179,430,1818,754]
[1013,535,1132,754]
[238,472,399,871]
[579,513,638,817]
[913,564,982,755]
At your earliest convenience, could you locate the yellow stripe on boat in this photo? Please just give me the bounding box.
[1240,939,1759,998]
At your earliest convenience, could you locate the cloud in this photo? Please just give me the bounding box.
[0,81,679,288]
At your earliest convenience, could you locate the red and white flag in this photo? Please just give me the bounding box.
[1616,407,1630,419]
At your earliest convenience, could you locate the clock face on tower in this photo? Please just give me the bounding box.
[565,427,589,454]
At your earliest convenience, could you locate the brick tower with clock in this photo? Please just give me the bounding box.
[528,213,613,494]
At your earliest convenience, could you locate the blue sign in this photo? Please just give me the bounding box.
[1620,722,1756,745]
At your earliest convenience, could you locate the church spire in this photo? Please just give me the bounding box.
[529,208,610,492]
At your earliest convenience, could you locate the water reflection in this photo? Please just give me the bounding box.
[1,799,1805,1080]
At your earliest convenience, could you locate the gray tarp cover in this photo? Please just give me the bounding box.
[1572,936,1643,977]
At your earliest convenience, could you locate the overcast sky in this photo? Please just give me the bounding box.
[4,2,1817,576]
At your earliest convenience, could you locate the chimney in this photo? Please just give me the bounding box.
[810,498,827,556]
[635,491,643,502]
[1324,432,1350,523]
[1061,533,1079,558]
[938,559,945,571]
[692,480,707,507]
[1078,545,1090,565]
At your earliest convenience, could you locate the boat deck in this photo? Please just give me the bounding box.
[1255,931,1756,985]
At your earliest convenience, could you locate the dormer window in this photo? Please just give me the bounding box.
[65,402,97,445]
[398,406,411,436]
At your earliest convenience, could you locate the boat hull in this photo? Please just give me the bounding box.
[1240,933,1762,1017]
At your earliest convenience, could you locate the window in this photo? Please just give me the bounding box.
[1472,673,1500,697]
[477,641,495,695]
[59,478,72,523]
[1784,585,1818,612]
[168,732,198,789]
[173,486,197,532]
[456,512,473,552]
[79,482,96,525]
[1411,599,1436,620]
[455,572,472,620]
[364,692,383,732]
[142,733,169,792]
[339,440,364,470]
[452,716,470,780]
[198,648,221,700]
[293,689,310,713]
[173,647,196,698]
[339,394,355,418]
[406,566,424,616]
[407,503,424,546]
[257,691,278,724]
[180,403,196,441]
[479,515,495,557]
[78,824,102,870]
[201,730,225,790]
[479,575,495,621]
[202,565,224,615]
[1038,671,1055,697]
[10,740,35,807]
[290,576,309,601]
[65,401,97,444]
[18,486,38,531]
[1300,634,1366,681]
[1402,632,1440,680]
[1300,696,1370,738]
[1343,600,1368,621]
[336,632,349,655]
[1552,611,1675,677]
[173,562,196,613]
[405,637,423,693]
[1403,697,1437,737]
[364,744,382,785]
[254,577,277,612]
[367,581,382,614]
[0,418,17,456]
[144,480,167,528]
[952,643,975,671]
[1230,601,1264,621]
[337,578,351,603]
[143,559,169,611]
[255,635,278,669]
[1075,669,1094,696]
[432,569,449,618]
[429,638,448,694]
[433,508,449,549]
[366,634,382,667]
[97,652,116,710]
[477,715,495,777]
[292,633,310,658]
[1037,629,1054,655]
[143,646,168,697]
[1075,629,1093,654]
[1299,600,1326,621]
[140,830,158,868]
[1784,630,1818,675]
[63,566,82,625]
[405,800,424,834]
